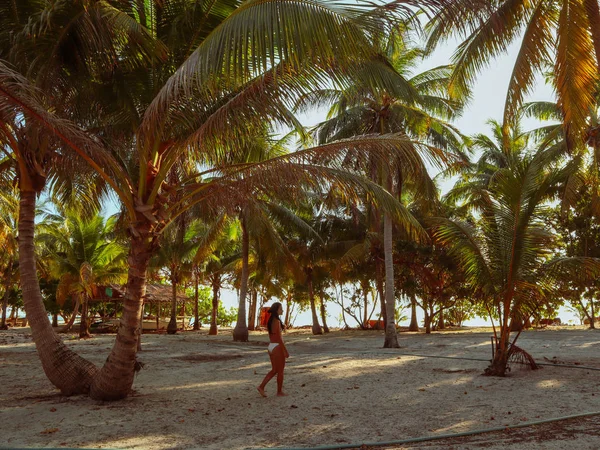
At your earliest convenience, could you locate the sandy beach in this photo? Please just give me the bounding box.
[1,326,600,449]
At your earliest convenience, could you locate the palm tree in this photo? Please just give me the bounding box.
[307,33,467,346]
[39,212,127,338]
[1,0,447,400]
[433,119,599,375]
[427,0,600,148]
[0,186,19,330]
[151,220,204,334]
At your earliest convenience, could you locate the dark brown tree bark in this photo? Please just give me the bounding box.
[19,189,98,395]
[89,218,154,400]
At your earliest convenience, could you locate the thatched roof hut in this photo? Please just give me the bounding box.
[91,284,190,304]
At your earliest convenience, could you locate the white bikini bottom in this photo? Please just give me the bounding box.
[267,343,279,354]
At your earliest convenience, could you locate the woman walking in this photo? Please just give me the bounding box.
[257,302,289,397]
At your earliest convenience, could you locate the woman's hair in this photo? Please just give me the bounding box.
[267,302,284,334]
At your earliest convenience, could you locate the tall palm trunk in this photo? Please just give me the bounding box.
[167,274,178,334]
[319,290,329,333]
[248,289,257,331]
[0,275,12,330]
[383,171,399,348]
[19,189,98,395]
[284,291,292,328]
[209,276,219,335]
[376,262,386,329]
[193,267,200,330]
[361,279,369,329]
[79,294,91,338]
[306,269,323,335]
[408,294,419,332]
[233,216,249,342]
[89,220,153,400]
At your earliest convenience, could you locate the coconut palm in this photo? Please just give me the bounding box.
[433,119,599,376]
[306,32,467,347]
[427,0,600,147]
[38,212,127,338]
[150,219,205,334]
[1,1,447,400]
[0,188,19,330]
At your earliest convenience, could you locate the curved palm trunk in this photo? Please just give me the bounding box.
[19,190,98,395]
[408,294,419,332]
[383,204,399,348]
[307,269,323,335]
[61,295,81,333]
[167,275,178,334]
[209,277,219,335]
[79,294,91,338]
[89,224,153,400]
[233,217,249,342]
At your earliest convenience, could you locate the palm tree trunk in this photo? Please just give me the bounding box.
[383,181,399,347]
[193,268,200,330]
[209,277,219,335]
[409,294,419,332]
[0,275,11,330]
[19,189,98,395]
[248,289,257,331]
[375,262,386,329]
[307,270,323,335]
[233,216,249,342]
[79,294,91,338]
[362,279,369,329]
[487,297,512,376]
[319,290,329,333]
[167,274,178,334]
[61,295,81,333]
[284,291,292,329]
[89,223,153,400]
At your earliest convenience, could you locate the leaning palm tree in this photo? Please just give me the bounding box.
[433,120,599,376]
[1,1,447,400]
[38,212,128,338]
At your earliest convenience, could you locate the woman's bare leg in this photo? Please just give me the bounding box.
[258,351,278,396]
[273,348,287,396]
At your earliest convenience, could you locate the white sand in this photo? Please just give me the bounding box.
[1,326,600,449]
